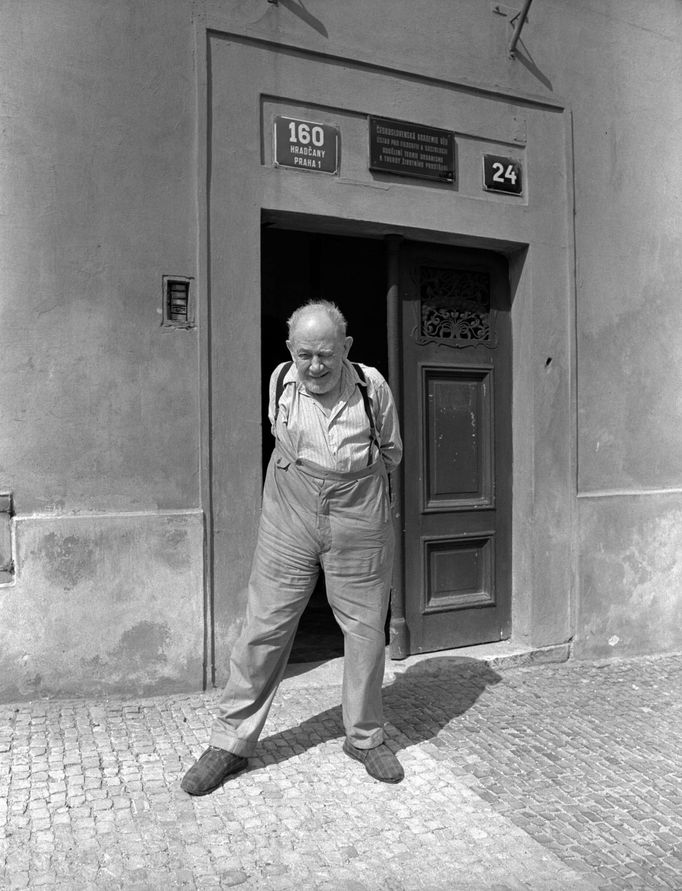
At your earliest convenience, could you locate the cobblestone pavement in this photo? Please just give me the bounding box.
[0,653,680,890]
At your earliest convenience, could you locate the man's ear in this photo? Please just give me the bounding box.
[343,336,353,358]
[286,340,295,360]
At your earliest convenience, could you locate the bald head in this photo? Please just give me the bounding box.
[287,300,347,342]
[286,301,352,399]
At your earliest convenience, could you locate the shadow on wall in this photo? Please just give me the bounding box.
[276,0,329,38]
[252,657,502,766]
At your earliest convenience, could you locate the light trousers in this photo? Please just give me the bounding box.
[209,448,394,757]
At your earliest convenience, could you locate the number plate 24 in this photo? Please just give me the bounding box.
[483,155,523,195]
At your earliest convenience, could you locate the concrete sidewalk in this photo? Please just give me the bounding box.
[0,651,680,890]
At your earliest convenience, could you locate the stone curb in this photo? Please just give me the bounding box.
[282,642,571,689]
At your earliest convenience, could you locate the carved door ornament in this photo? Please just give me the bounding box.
[413,265,497,349]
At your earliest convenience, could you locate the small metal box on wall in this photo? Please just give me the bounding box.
[162,276,194,328]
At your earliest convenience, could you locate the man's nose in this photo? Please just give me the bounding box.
[310,355,323,372]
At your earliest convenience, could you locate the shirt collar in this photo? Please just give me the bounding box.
[287,359,365,399]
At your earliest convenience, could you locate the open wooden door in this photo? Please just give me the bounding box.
[399,243,512,654]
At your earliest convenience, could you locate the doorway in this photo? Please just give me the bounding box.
[260,226,388,662]
[259,226,512,662]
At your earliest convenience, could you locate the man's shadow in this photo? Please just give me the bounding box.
[249,656,502,769]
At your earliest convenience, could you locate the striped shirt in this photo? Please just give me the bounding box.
[269,359,403,473]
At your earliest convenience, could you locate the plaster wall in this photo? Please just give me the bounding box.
[576,495,682,660]
[202,1,682,664]
[550,2,682,656]
[0,0,204,699]
[1,0,680,700]
[0,513,204,700]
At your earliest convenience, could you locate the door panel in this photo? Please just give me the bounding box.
[423,533,495,612]
[400,244,511,654]
[423,366,493,510]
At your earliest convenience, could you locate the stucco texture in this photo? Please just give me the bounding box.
[0,0,199,513]
[0,0,205,697]
[576,495,682,659]
[1,0,681,695]
[0,513,204,701]
[569,2,682,492]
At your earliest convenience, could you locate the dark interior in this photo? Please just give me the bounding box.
[260,226,388,662]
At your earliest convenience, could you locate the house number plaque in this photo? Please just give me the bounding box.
[483,154,523,194]
[273,116,339,174]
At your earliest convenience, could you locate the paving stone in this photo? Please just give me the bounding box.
[0,654,680,889]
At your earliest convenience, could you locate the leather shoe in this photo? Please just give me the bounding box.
[181,746,247,796]
[343,740,404,783]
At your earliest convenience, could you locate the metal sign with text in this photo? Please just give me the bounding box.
[273,116,339,174]
[368,116,455,183]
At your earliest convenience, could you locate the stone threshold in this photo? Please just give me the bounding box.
[282,640,571,688]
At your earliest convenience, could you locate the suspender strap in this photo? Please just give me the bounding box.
[275,361,293,414]
[352,364,379,466]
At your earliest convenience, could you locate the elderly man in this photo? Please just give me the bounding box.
[182,300,403,795]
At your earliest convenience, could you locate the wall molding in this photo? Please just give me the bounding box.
[578,488,682,500]
[14,509,204,523]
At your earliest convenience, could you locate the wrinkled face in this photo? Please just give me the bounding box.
[287,311,352,397]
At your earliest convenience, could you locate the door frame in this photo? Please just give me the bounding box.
[204,209,562,680]
[201,28,577,686]
[253,221,520,661]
